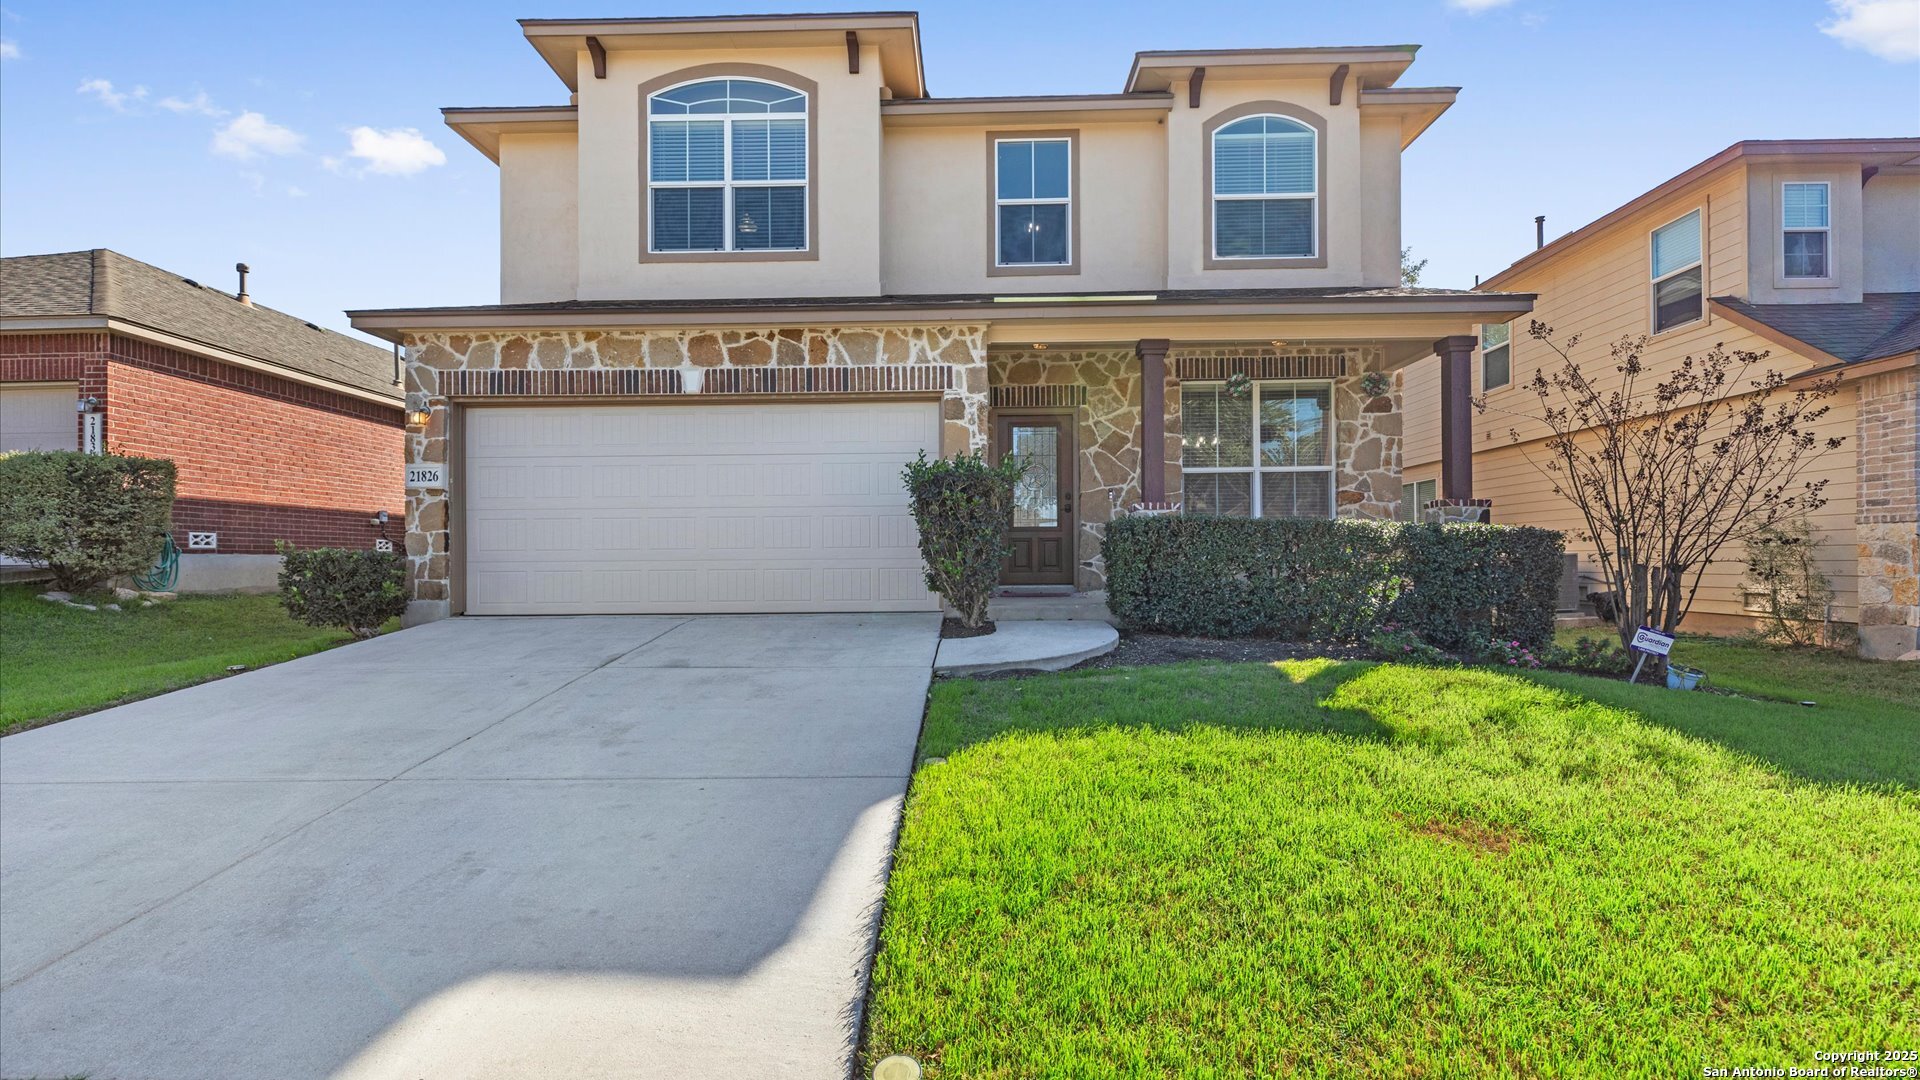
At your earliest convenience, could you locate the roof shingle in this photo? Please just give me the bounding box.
[1711,292,1920,366]
[1,249,401,399]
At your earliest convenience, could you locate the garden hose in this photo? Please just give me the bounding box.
[132,533,180,592]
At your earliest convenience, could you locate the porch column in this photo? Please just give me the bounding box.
[1137,338,1170,503]
[1434,334,1477,501]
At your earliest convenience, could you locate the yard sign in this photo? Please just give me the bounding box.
[1627,626,1675,683]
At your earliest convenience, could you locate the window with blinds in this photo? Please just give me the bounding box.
[1212,115,1317,260]
[1181,381,1335,519]
[1782,182,1830,279]
[647,78,807,253]
[1650,209,1703,333]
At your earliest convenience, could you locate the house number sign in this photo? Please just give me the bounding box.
[406,463,448,490]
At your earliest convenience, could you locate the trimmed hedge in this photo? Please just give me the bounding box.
[0,450,177,591]
[1104,516,1564,649]
[277,544,407,638]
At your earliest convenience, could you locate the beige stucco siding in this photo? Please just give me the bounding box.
[880,122,1168,294]
[1745,161,1865,304]
[1863,173,1920,293]
[573,44,887,301]
[500,132,580,304]
[1164,75,1380,290]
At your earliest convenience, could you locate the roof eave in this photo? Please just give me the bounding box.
[519,12,926,95]
[1124,45,1421,94]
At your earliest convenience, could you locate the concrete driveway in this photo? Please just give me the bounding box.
[0,613,939,1080]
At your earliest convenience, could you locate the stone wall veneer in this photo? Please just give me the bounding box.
[991,343,1401,591]
[401,324,988,614]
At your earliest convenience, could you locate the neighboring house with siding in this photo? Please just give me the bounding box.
[0,249,406,591]
[1402,139,1920,658]
[349,10,1531,624]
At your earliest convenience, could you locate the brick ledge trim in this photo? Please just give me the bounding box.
[439,364,956,398]
[1174,355,1349,380]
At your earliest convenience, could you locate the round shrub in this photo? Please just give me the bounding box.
[902,451,1027,628]
[276,544,407,638]
[0,450,177,592]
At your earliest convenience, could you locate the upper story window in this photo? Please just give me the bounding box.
[1481,322,1511,391]
[1212,115,1317,260]
[994,138,1072,267]
[1782,182,1830,279]
[647,78,807,253]
[1650,209,1703,334]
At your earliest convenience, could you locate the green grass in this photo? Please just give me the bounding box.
[866,654,1920,1078]
[0,583,368,733]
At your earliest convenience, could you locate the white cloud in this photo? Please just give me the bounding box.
[157,90,227,118]
[336,126,446,177]
[77,78,147,112]
[0,39,19,60]
[1821,0,1920,61]
[1447,0,1517,11]
[211,110,304,160]
[286,184,308,198]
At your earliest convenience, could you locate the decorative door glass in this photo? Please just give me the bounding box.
[1010,425,1060,528]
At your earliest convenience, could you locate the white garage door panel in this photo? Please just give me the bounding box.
[0,385,79,452]
[463,402,941,614]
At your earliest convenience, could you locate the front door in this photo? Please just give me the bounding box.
[994,414,1076,586]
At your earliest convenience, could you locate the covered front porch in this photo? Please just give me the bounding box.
[982,332,1498,593]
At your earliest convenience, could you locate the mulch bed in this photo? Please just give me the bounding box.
[941,618,997,640]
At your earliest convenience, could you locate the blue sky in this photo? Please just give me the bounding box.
[2,0,1915,343]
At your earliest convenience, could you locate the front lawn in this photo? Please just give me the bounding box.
[864,655,1919,1077]
[0,583,368,733]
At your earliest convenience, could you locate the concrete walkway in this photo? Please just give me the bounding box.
[0,613,940,1080]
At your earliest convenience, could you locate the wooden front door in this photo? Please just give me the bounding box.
[995,414,1076,586]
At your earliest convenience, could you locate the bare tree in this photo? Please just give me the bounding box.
[1482,323,1844,651]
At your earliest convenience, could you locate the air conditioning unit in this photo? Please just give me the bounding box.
[187,532,218,551]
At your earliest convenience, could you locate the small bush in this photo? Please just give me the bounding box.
[1369,625,1453,666]
[1476,636,1546,671]
[0,451,177,591]
[276,544,406,638]
[902,451,1027,628]
[1104,516,1564,648]
[1742,516,1836,647]
[1550,636,1635,675]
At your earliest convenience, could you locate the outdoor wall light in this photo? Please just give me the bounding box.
[75,396,102,413]
[405,407,433,429]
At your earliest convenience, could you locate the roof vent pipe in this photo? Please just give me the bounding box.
[1534,216,1545,250]
[235,262,252,306]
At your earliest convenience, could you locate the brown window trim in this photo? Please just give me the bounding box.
[1200,100,1329,271]
[985,129,1081,278]
[637,62,821,264]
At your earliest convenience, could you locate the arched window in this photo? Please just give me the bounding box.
[647,77,808,253]
[1211,115,1316,260]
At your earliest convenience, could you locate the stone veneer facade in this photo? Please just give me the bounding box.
[401,325,988,609]
[1855,368,1919,659]
[991,344,1402,590]
[401,329,1407,609]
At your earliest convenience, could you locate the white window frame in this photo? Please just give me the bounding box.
[1210,116,1318,261]
[1480,322,1512,392]
[646,77,809,254]
[1403,477,1437,522]
[993,136,1072,268]
[1180,379,1337,519]
[1781,181,1831,280]
[1648,207,1705,336]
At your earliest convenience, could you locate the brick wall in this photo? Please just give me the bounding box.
[1855,368,1919,658]
[1,331,405,555]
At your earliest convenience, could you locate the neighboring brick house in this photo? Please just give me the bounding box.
[1401,139,1920,658]
[1,249,406,591]
[349,11,1532,624]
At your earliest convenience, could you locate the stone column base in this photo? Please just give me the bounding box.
[1424,498,1492,524]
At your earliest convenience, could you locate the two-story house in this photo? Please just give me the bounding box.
[349,11,1532,623]
[1401,139,1920,658]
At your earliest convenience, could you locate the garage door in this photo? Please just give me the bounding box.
[462,401,942,615]
[0,384,78,452]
